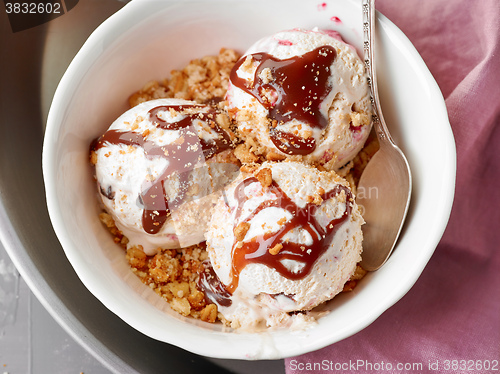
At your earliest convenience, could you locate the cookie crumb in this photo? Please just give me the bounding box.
[255,167,273,188]
[234,143,259,164]
[200,303,218,323]
[269,243,283,255]
[234,222,251,242]
[266,150,286,161]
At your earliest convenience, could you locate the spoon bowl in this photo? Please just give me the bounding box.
[357,0,412,271]
[357,134,412,271]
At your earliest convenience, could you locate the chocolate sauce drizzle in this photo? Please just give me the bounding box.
[226,177,352,293]
[198,260,233,307]
[91,105,232,234]
[230,46,337,155]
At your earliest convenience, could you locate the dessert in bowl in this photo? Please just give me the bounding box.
[42,0,455,359]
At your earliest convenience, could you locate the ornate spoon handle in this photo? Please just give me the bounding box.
[362,0,393,144]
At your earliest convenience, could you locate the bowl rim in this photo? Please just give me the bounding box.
[41,0,456,360]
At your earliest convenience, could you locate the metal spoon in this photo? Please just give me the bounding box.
[357,0,412,271]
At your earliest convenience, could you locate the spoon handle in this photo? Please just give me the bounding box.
[362,0,393,145]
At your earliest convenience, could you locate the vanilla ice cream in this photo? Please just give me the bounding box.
[202,161,364,329]
[225,28,372,170]
[91,98,238,255]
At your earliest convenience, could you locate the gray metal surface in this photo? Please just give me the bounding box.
[1,241,110,373]
[0,1,285,372]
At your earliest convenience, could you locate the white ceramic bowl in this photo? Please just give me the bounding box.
[42,0,456,360]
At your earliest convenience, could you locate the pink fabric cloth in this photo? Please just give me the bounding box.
[285,0,500,372]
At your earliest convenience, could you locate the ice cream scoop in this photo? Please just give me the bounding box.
[91,98,238,255]
[225,28,372,170]
[202,161,364,329]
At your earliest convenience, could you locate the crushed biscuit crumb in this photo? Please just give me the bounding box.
[234,221,251,242]
[200,304,218,323]
[234,143,259,164]
[255,167,273,188]
[269,243,283,255]
[266,150,286,161]
[277,217,287,225]
[258,67,273,84]
[128,49,241,107]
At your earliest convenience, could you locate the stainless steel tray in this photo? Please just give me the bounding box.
[0,1,284,372]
